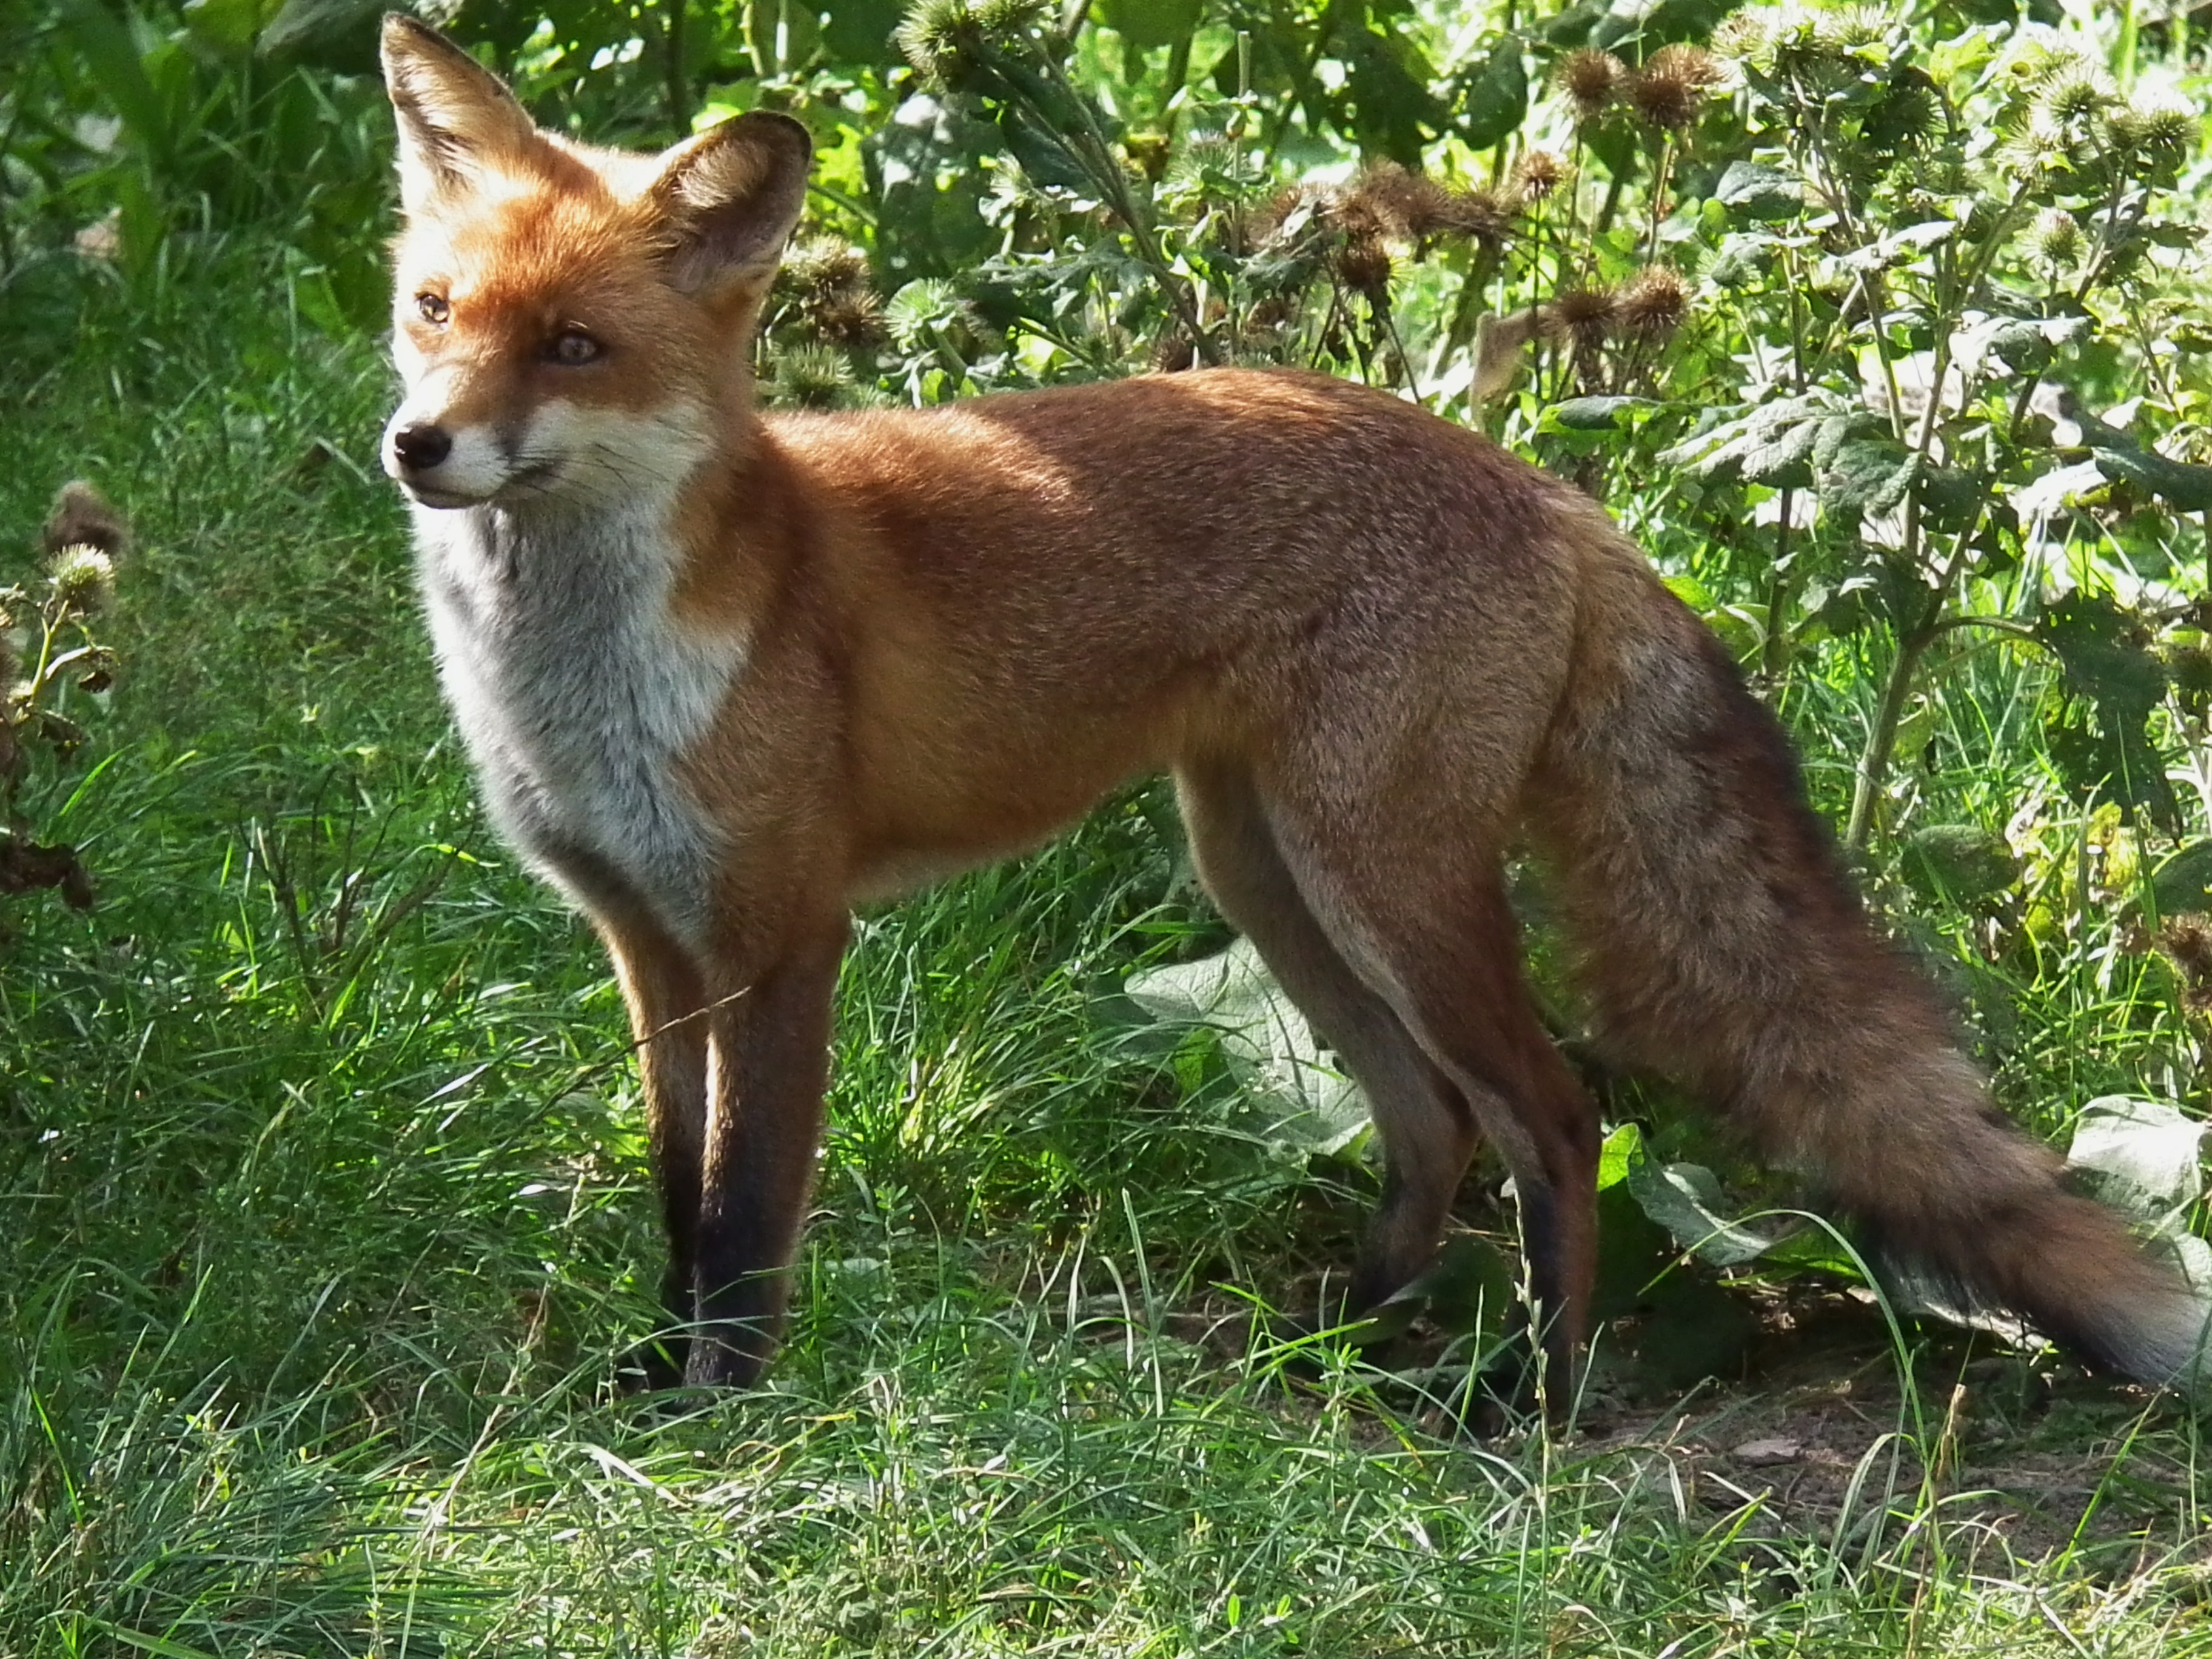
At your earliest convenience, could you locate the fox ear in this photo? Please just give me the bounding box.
[380,13,537,212]
[652,113,813,296]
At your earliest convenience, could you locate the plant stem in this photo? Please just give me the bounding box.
[665,0,691,132]
[1845,615,1937,855]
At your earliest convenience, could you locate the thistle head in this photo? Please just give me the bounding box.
[1553,47,1625,124]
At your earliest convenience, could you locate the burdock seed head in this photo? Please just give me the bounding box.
[47,545,115,618]
[897,0,985,88]
[1554,48,1624,124]
[2112,102,2194,182]
[1332,231,1393,304]
[1617,264,1690,341]
[1626,43,1723,134]
[972,0,1046,35]
[782,238,871,303]
[2156,915,2212,1013]
[1344,164,1450,240]
[766,343,857,410]
[1431,187,1512,246]
[1510,149,1567,206]
[2031,207,2082,267]
[1547,284,1618,346]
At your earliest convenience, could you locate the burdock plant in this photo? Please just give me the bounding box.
[3,481,126,919]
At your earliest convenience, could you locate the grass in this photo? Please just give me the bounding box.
[5,241,2212,1658]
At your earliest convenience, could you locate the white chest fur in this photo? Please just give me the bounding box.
[413,497,743,947]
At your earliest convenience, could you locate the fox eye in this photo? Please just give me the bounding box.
[415,292,449,325]
[549,329,602,366]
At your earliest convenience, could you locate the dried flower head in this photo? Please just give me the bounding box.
[1509,150,1566,206]
[2168,642,2212,716]
[782,239,872,304]
[42,481,129,560]
[2031,207,2082,267]
[1554,48,1624,124]
[1332,232,1393,304]
[2157,915,2212,1013]
[46,545,115,617]
[1151,333,1197,374]
[1626,44,1724,133]
[1547,285,1618,346]
[1344,164,1450,240]
[1617,265,1690,341]
[1430,188,1512,245]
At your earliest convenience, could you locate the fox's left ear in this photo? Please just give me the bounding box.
[652,113,813,297]
[380,14,538,213]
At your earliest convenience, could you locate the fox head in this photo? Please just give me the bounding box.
[378,15,811,510]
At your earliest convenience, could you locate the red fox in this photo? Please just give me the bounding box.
[377,14,2209,1397]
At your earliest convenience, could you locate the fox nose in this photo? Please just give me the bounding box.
[391,423,452,472]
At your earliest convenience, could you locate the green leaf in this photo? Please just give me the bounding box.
[53,0,173,167]
[1546,395,1647,433]
[2037,592,2179,828]
[2151,841,2212,917]
[823,0,910,61]
[1340,24,1445,165]
[1817,435,1919,518]
[1454,34,1527,153]
[1713,159,1802,223]
[256,0,380,59]
[1093,0,1201,50]
[1902,823,2019,902]
[1625,1155,1775,1267]
[2065,1096,2207,1220]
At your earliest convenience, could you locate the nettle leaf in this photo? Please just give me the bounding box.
[1659,390,1850,485]
[1903,823,2019,902]
[2065,1097,2208,1221]
[1455,33,1527,153]
[2036,592,2179,828]
[1714,159,1802,223]
[1817,435,1919,518]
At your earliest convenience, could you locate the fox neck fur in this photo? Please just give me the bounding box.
[410,452,744,950]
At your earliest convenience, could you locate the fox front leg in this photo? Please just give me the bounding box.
[686,921,850,1388]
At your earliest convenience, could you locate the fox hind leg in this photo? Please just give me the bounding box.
[1251,786,1604,1404]
[1177,763,1482,1327]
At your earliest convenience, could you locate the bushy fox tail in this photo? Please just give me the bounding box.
[1530,541,2211,1390]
